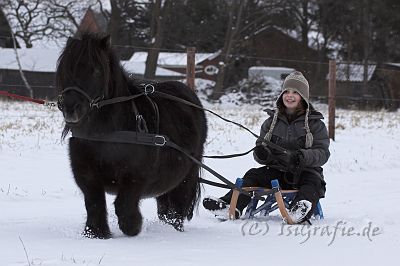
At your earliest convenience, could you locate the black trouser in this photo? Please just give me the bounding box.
[220,166,323,217]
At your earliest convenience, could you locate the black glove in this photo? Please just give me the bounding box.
[274,149,304,175]
[254,145,272,162]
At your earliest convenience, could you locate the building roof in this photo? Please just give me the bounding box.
[334,63,377,82]
[129,52,214,67]
[0,47,61,72]
[386,63,400,68]
[78,8,108,33]
[0,47,183,77]
[121,60,184,77]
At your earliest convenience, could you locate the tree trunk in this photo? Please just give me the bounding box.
[362,0,370,99]
[144,0,170,80]
[10,30,33,97]
[301,0,309,49]
[109,0,121,46]
[211,0,246,100]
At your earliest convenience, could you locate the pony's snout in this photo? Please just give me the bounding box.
[63,101,85,124]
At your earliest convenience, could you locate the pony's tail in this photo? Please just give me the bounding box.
[61,125,71,140]
[184,165,201,221]
[185,167,202,221]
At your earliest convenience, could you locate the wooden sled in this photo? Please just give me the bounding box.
[228,178,324,224]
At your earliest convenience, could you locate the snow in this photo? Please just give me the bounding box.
[1,99,399,265]
[129,52,214,66]
[248,66,295,80]
[0,48,61,72]
[0,48,209,77]
[121,61,183,77]
[333,63,377,82]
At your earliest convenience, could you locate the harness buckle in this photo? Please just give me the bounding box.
[154,135,166,146]
[144,84,155,94]
[90,101,99,108]
[90,96,104,109]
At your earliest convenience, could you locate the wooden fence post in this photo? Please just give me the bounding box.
[186,47,196,91]
[328,60,336,141]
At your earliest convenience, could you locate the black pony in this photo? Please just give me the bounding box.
[56,33,207,238]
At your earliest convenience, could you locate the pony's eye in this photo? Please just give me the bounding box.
[93,69,101,76]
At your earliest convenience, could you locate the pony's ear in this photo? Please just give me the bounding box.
[67,37,74,46]
[100,35,111,49]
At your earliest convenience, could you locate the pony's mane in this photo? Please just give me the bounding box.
[57,32,131,140]
[56,32,129,98]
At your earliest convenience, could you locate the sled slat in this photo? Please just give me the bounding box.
[274,190,295,224]
[229,190,240,219]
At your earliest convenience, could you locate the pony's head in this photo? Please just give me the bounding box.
[56,33,118,124]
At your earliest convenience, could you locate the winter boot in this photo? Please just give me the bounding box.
[288,200,312,224]
[203,196,241,219]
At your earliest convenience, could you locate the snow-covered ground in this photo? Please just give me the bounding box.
[1,100,399,265]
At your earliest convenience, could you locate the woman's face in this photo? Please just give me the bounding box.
[282,89,302,111]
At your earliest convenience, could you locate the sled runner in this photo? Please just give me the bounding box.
[228,178,324,224]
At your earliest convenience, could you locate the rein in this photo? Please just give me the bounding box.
[71,130,260,199]
[1,85,284,199]
[0,91,56,108]
[59,83,286,199]
[59,85,286,152]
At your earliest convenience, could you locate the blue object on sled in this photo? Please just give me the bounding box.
[239,178,324,220]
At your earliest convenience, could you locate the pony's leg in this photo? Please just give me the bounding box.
[114,181,143,236]
[156,193,184,231]
[78,184,111,239]
[157,165,201,231]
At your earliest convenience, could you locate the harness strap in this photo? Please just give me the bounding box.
[72,131,167,147]
[0,91,56,107]
[153,91,260,139]
[145,95,160,133]
[60,85,287,154]
[71,131,261,199]
[204,147,255,159]
[152,91,288,154]
[94,93,146,108]
[198,178,232,189]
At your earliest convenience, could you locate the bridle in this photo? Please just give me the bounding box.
[57,84,155,127]
[57,86,104,111]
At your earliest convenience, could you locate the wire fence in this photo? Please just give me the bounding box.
[1,40,400,111]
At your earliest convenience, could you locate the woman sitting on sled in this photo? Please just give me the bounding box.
[203,71,330,224]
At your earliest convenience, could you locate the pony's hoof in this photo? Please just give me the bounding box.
[119,217,142,236]
[172,220,184,232]
[83,226,111,239]
[158,213,184,232]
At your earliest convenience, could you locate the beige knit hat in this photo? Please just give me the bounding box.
[264,71,314,148]
[282,71,309,103]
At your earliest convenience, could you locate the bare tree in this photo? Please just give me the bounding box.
[0,0,99,48]
[211,0,286,99]
[144,0,172,80]
[211,0,246,100]
[9,29,33,97]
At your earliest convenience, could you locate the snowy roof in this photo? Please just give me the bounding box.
[0,47,61,72]
[0,47,183,77]
[333,63,377,82]
[249,66,295,72]
[121,60,184,77]
[386,63,400,68]
[129,52,214,66]
[248,66,295,80]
